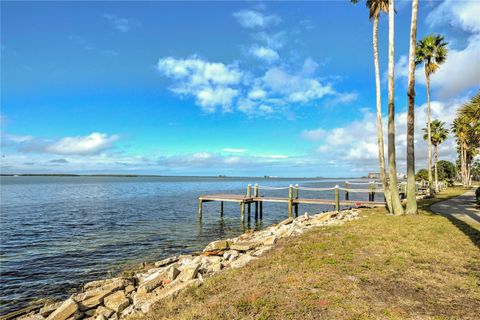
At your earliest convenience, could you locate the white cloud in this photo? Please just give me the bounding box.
[233,10,281,29]
[413,0,480,98]
[158,56,243,113]
[103,14,131,32]
[427,0,480,33]
[45,133,119,155]
[223,148,247,153]
[262,67,334,103]
[196,87,238,113]
[249,46,279,62]
[5,134,34,143]
[247,88,267,100]
[300,128,327,142]
[306,97,464,172]
[254,31,287,50]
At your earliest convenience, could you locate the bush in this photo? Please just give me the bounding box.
[438,160,456,181]
[416,169,429,181]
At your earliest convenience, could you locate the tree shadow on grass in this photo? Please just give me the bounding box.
[443,214,480,249]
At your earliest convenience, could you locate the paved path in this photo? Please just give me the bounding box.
[430,189,480,227]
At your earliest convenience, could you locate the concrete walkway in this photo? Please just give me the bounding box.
[430,189,480,227]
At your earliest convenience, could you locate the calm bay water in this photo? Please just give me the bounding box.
[0,176,371,314]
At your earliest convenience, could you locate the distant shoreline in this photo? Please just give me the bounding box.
[0,174,361,179]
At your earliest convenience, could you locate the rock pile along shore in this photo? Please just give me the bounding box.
[14,209,360,320]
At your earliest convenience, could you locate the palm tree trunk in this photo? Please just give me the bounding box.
[387,0,404,215]
[406,0,418,214]
[372,15,393,214]
[434,144,439,193]
[426,72,434,196]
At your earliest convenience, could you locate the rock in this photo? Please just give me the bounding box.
[94,306,114,319]
[95,315,107,320]
[47,299,78,320]
[137,279,202,313]
[39,302,63,317]
[84,309,96,317]
[83,278,126,292]
[207,262,222,273]
[228,250,239,261]
[261,235,276,246]
[124,285,135,294]
[166,266,180,282]
[277,217,293,226]
[138,267,169,293]
[177,263,200,282]
[222,252,231,260]
[230,241,259,251]
[74,282,123,311]
[230,255,257,269]
[252,246,272,257]
[104,291,130,314]
[20,314,45,320]
[119,305,135,319]
[154,256,178,268]
[203,240,229,252]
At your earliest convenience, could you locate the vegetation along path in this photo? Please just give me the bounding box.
[135,187,480,320]
[430,188,480,229]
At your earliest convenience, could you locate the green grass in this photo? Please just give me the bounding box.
[139,187,480,320]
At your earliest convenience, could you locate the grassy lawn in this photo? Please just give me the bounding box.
[142,187,480,319]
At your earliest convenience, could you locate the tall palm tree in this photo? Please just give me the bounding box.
[387,0,404,215]
[406,0,418,214]
[423,120,448,193]
[415,34,448,196]
[351,0,392,213]
[453,93,480,185]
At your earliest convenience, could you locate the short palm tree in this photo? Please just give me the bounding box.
[351,0,393,213]
[423,120,448,193]
[415,34,448,195]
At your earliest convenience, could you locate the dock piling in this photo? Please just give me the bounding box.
[288,184,293,218]
[198,199,203,220]
[241,202,245,222]
[254,184,259,220]
[220,201,224,217]
[334,185,340,212]
[345,181,349,200]
[294,184,299,217]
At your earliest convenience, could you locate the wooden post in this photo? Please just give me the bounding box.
[246,184,251,221]
[368,181,374,202]
[334,185,340,213]
[241,202,245,222]
[294,184,299,217]
[220,201,224,217]
[198,199,203,220]
[345,181,349,200]
[254,184,259,220]
[260,201,263,219]
[288,184,293,218]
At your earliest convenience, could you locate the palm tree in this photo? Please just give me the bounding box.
[415,34,448,196]
[387,0,404,215]
[351,0,392,213]
[423,120,448,193]
[453,93,480,185]
[405,0,418,214]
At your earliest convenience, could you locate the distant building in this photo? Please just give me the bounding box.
[367,173,380,179]
[397,172,407,180]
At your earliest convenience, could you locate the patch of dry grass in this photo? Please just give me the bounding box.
[140,187,480,319]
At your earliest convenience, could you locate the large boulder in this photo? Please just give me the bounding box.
[46,299,78,320]
[103,291,130,314]
[230,255,257,269]
[177,263,200,282]
[203,240,229,252]
[230,241,259,252]
[154,256,178,268]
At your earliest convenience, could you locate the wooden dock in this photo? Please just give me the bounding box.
[198,183,387,222]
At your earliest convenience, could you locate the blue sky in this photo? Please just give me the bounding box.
[1,0,479,177]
